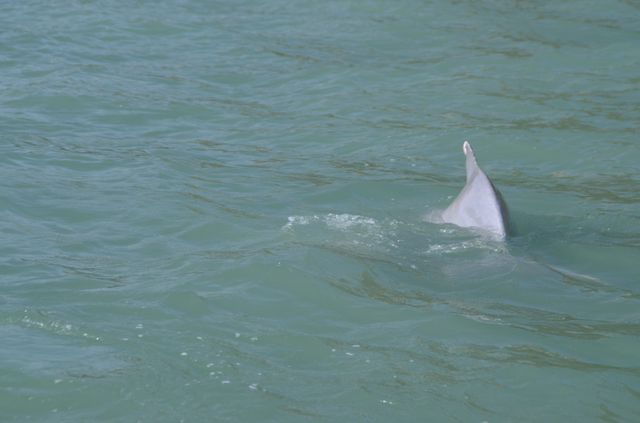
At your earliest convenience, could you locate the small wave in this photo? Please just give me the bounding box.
[282,213,400,252]
[422,208,445,225]
[422,208,510,246]
[283,213,379,231]
[425,238,508,255]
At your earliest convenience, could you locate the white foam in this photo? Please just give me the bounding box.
[283,215,316,229]
[283,213,379,231]
[422,209,445,224]
[283,213,400,252]
[324,213,377,230]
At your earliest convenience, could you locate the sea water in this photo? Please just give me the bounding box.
[1,1,639,421]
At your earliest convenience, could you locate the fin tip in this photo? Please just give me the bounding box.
[463,140,472,155]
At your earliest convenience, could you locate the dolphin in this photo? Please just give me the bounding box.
[441,141,510,239]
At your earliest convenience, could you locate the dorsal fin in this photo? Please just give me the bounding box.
[441,141,510,239]
[463,140,479,183]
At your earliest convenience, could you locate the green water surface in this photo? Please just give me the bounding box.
[1,1,639,422]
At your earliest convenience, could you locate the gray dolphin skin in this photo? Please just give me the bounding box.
[441,141,510,238]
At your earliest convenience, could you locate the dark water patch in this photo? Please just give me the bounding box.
[466,45,533,59]
[453,342,640,375]
[328,271,433,309]
[501,172,640,204]
[280,171,334,187]
[482,302,640,340]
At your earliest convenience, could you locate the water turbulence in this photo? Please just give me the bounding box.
[2,0,640,421]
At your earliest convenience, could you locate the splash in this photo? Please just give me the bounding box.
[283,213,379,231]
[283,213,400,252]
